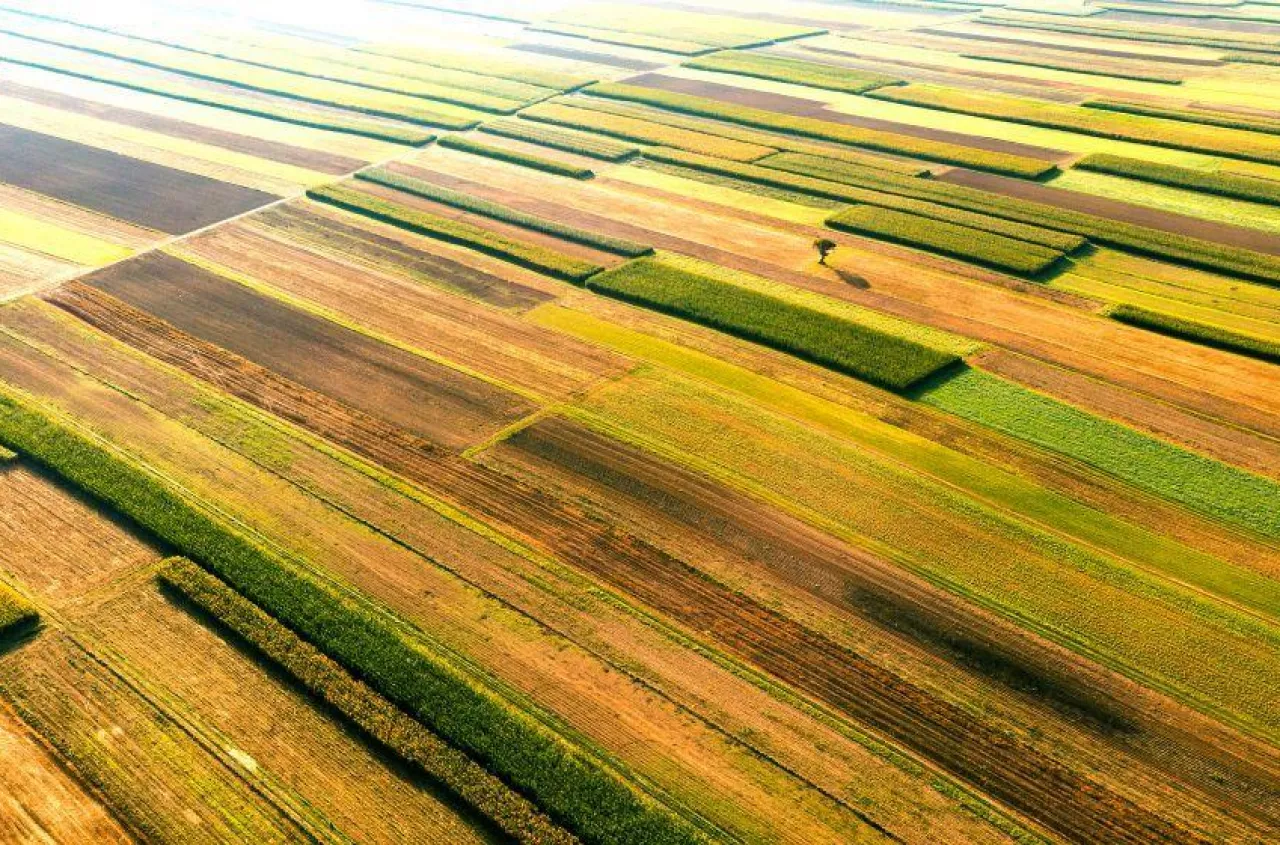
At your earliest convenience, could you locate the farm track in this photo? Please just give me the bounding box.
[43,280,1263,845]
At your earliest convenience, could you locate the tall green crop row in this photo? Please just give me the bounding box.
[0,388,705,845]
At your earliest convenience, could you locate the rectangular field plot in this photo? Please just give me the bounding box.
[0,123,276,233]
[81,252,538,449]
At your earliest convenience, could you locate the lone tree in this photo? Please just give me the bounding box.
[814,237,837,265]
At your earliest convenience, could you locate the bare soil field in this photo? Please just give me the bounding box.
[0,124,276,233]
[81,253,537,449]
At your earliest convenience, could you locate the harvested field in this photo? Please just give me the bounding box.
[0,702,132,843]
[3,4,1279,842]
[0,124,276,233]
[81,253,537,449]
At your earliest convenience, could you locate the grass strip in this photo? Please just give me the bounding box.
[479,119,639,162]
[645,148,1084,250]
[827,205,1064,276]
[1082,99,1280,138]
[357,167,653,256]
[0,581,37,641]
[868,84,1280,167]
[1109,304,1280,364]
[0,53,436,144]
[684,51,899,94]
[520,102,777,162]
[0,388,705,845]
[959,53,1183,84]
[1225,52,1280,66]
[158,557,578,845]
[918,369,1280,540]
[1074,154,1280,206]
[307,184,602,282]
[584,82,1058,178]
[437,134,595,179]
[586,255,962,390]
[564,97,930,175]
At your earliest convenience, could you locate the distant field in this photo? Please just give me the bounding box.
[0,2,1278,844]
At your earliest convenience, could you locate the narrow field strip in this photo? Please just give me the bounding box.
[158,557,578,845]
[521,101,778,161]
[869,84,1280,167]
[357,43,594,92]
[307,184,604,282]
[437,135,596,179]
[359,167,652,255]
[684,51,899,94]
[1109,304,1280,364]
[584,255,962,390]
[1083,98,1280,137]
[0,386,707,845]
[1074,153,1280,206]
[0,18,484,129]
[826,205,1065,276]
[479,118,640,161]
[960,52,1186,84]
[0,209,133,265]
[919,369,1280,541]
[584,82,1058,178]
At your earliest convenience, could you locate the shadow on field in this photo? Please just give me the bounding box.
[156,578,511,845]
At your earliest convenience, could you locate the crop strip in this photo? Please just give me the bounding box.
[959,53,1183,84]
[479,119,639,162]
[980,13,1280,54]
[0,372,705,845]
[1082,99,1280,138]
[583,82,1058,178]
[436,135,595,179]
[357,168,653,256]
[39,281,1199,845]
[683,51,900,94]
[868,84,1280,167]
[643,147,1085,251]
[826,205,1065,276]
[306,184,603,283]
[158,557,578,845]
[1109,304,1280,364]
[1073,154,1280,206]
[585,255,961,390]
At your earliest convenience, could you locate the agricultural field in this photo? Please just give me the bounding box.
[0,1,1278,844]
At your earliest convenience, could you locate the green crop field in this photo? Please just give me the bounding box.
[0,3,1276,843]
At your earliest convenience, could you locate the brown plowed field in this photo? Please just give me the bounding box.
[181,222,624,400]
[42,280,1249,845]
[486,415,1280,837]
[941,168,1280,256]
[81,253,537,450]
[0,124,277,233]
[3,81,366,174]
[622,72,1075,161]
[254,202,559,309]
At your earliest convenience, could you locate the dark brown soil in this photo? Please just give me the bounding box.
[80,253,536,449]
[2,81,366,174]
[622,72,1075,160]
[943,168,1280,256]
[0,124,276,233]
[46,279,1255,845]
